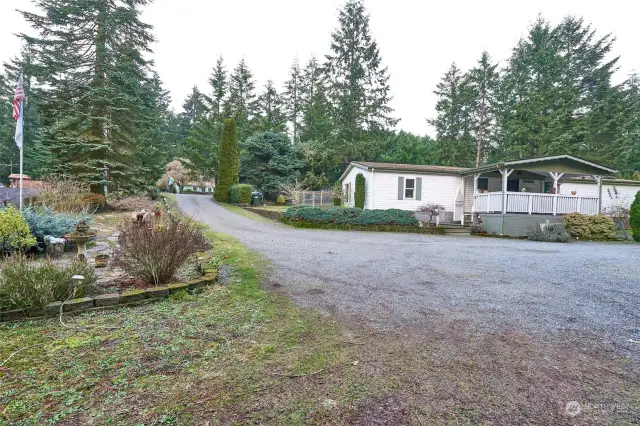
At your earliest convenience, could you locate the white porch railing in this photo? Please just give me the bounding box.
[474,191,599,215]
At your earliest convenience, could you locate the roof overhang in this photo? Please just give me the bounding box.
[463,155,617,176]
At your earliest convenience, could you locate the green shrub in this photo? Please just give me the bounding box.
[0,253,97,311]
[562,213,617,240]
[283,205,419,226]
[214,118,239,203]
[276,195,286,205]
[526,223,571,242]
[631,191,640,242]
[79,193,106,211]
[0,205,37,254]
[230,184,253,204]
[355,173,365,209]
[333,197,342,206]
[22,207,86,246]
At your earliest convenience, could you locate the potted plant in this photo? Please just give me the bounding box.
[95,254,110,268]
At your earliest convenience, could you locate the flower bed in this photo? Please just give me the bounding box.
[0,252,217,322]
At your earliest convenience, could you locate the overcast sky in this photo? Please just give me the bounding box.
[1,0,638,136]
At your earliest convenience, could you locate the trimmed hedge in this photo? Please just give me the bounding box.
[230,184,253,204]
[283,205,420,226]
[562,213,617,240]
[282,219,445,234]
[214,118,239,203]
[355,173,365,209]
[631,191,640,242]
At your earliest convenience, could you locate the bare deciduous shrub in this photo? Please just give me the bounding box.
[417,203,445,224]
[114,217,211,285]
[278,180,307,205]
[34,176,94,214]
[109,195,155,212]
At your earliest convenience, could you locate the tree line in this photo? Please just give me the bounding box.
[0,0,638,196]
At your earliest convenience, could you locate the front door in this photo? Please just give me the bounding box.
[507,179,519,192]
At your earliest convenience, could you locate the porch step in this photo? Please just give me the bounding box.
[440,224,471,236]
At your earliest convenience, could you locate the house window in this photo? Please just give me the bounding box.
[405,178,415,199]
[477,178,489,191]
[344,183,351,203]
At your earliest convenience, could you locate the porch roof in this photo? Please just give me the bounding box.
[464,155,617,176]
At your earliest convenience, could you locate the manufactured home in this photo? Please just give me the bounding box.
[339,155,640,236]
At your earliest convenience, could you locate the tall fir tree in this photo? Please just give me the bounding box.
[227,59,259,142]
[429,62,475,166]
[323,0,397,167]
[283,59,302,144]
[257,80,287,133]
[299,56,333,144]
[20,0,161,193]
[465,52,499,166]
[209,56,228,122]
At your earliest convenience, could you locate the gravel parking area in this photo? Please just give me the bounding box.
[177,195,640,357]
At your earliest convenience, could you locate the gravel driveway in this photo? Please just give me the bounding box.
[177,195,640,355]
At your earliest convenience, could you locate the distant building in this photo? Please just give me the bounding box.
[181,181,215,194]
[8,174,45,189]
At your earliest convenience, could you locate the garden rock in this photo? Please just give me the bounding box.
[45,301,63,316]
[120,289,146,303]
[28,307,46,318]
[63,297,94,312]
[167,283,189,293]
[1,309,26,321]
[94,293,121,307]
[145,286,169,298]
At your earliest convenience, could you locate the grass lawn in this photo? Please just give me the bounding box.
[0,229,376,425]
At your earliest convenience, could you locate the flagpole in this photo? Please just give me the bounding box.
[19,101,23,210]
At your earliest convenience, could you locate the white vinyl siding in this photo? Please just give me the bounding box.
[560,182,640,210]
[372,171,461,211]
[341,166,372,208]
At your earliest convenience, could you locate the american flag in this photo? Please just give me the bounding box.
[14,74,24,149]
[13,74,24,120]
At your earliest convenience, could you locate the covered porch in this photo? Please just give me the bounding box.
[459,155,617,235]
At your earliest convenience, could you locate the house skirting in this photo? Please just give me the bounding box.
[480,213,562,237]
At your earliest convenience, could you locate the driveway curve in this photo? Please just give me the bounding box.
[177,194,640,351]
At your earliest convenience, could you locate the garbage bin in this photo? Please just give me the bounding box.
[251,192,264,206]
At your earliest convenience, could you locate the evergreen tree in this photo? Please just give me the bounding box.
[324,0,397,164]
[227,59,259,142]
[465,52,499,167]
[214,118,238,202]
[283,59,303,144]
[209,56,228,122]
[299,56,333,144]
[429,63,475,166]
[240,132,302,196]
[20,0,160,193]
[257,80,287,133]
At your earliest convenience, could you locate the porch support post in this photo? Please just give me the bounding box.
[593,175,602,214]
[460,176,465,225]
[472,173,480,219]
[499,168,514,235]
[499,168,514,214]
[548,172,564,216]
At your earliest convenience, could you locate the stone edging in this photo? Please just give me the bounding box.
[0,252,218,323]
